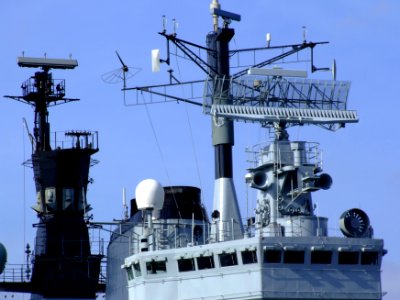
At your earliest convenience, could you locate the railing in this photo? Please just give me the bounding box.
[21,77,66,100]
[0,264,31,283]
[127,221,211,255]
[53,130,99,151]
[246,141,322,169]
[0,262,107,287]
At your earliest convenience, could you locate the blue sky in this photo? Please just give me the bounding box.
[1,0,399,299]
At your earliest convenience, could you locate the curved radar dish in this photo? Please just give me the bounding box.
[339,208,370,238]
[135,179,164,211]
[0,242,7,274]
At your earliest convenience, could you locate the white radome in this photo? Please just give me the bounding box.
[135,179,164,210]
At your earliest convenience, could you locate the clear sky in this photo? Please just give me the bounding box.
[1,0,399,299]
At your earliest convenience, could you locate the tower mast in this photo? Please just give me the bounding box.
[4,56,104,298]
[208,1,244,241]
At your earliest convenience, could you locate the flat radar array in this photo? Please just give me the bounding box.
[205,70,356,131]
[17,56,78,69]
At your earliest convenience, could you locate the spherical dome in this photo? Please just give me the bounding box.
[0,242,7,274]
[135,179,164,210]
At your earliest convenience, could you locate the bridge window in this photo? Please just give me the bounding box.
[241,250,258,264]
[197,256,215,270]
[283,250,304,264]
[338,251,359,265]
[264,250,281,263]
[133,262,141,277]
[361,252,379,265]
[178,258,195,272]
[311,250,332,264]
[146,260,167,274]
[219,252,238,267]
[45,187,56,210]
[126,267,134,280]
[63,188,74,210]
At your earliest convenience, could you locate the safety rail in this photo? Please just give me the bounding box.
[21,77,66,100]
[0,264,31,283]
[0,262,107,287]
[246,141,322,169]
[53,130,99,151]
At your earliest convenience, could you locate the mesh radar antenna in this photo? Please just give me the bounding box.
[102,51,141,102]
[120,0,358,241]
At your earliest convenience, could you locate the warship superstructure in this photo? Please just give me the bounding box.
[105,1,386,299]
[2,58,104,299]
[0,1,386,300]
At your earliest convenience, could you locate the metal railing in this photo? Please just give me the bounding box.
[246,141,322,169]
[53,130,99,151]
[0,264,31,283]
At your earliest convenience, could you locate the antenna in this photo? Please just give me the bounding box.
[332,59,337,81]
[172,18,178,35]
[302,26,307,43]
[122,187,129,220]
[101,51,141,100]
[266,33,271,47]
[18,56,78,69]
[162,15,167,33]
[151,49,161,72]
[116,51,129,74]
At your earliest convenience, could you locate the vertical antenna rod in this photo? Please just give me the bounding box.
[210,0,221,32]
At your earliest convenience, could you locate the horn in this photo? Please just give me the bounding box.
[315,173,332,190]
[251,171,269,190]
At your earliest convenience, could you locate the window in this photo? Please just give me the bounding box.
[311,251,332,264]
[45,187,56,209]
[241,250,257,264]
[361,252,378,265]
[126,267,134,281]
[63,188,74,210]
[146,260,167,274]
[197,256,215,270]
[219,252,238,267]
[283,250,304,264]
[133,262,141,277]
[264,250,281,263]
[178,258,195,272]
[338,251,359,265]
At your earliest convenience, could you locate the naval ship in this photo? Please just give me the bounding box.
[1,57,104,299]
[105,1,386,300]
[0,1,386,300]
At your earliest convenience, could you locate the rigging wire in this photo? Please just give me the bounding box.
[173,47,208,221]
[174,47,204,193]
[22,121,27,265]
[142,95,182,221]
